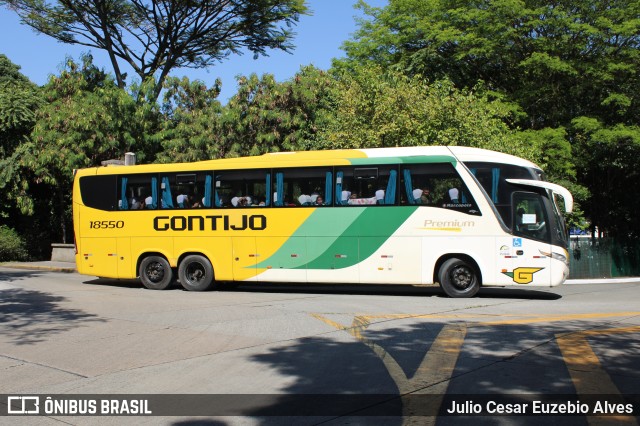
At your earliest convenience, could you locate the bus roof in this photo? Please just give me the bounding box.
[79,146,541,175]
[447,146,542,171]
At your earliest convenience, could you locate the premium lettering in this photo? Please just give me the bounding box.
[423,219,475,228]
[153,215,267,231]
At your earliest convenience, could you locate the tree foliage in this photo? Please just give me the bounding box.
[343,0,640,238]
[4,0,308,100]
[0,225,28,261]
[0,54,43,158]
[222,66,337,156]
[15,55,161,243]
[0,55,43,223]
[155,76,224,163]
[318,64,527,156]
[343,0,640,129]
[571,118,640,239]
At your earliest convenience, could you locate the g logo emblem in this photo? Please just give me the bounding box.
[502,267,544,284]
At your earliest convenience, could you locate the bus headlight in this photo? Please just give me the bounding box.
[540,250,569,265]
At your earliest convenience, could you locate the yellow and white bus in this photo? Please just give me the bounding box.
[72,146,573,297]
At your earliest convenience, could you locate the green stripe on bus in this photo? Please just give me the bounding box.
[255,208,365,269]
[348,155,456,165]
[304,206,418,270]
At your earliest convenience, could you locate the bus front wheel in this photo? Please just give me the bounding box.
[438,258,480,298]
[179,255,214,291]
[139,256,174,290]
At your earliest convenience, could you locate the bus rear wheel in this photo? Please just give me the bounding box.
[179,255,214,291]
[139,256,174,290]
[438,258,480,298]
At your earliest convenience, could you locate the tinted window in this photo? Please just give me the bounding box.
[118,174,156,210]
[513,192,550,243]
[335,165,397,206]
[79,175,118,211]
[157,172,211,209]
[399,163,480,215]
[274,168,332,207]
[215,169,269,207]
[465,162,538,228]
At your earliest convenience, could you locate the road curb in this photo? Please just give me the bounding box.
[0,262,77,273]
[565,278,639,284]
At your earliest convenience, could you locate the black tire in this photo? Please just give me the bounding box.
[438,257,480,298]
[139,256,174,290]
[178,255,215,291]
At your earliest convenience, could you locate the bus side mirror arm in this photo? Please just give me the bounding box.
[506,179,574,213]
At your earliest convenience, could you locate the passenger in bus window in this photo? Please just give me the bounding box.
[412,188,423,203]
[129,197,142,210]
[448,187,459,203]
[177,193,190,208]
[315,196,325,206]
[190,194,202,208]
[232,196,251,207]
[341,190,351,205]
[134,192,146,209]
[421,188,433,205]
[298,194,311,205]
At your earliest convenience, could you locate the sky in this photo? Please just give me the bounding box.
[0,0,388,102]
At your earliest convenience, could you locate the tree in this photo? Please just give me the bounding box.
[571,118,640,239]
[0,55,42,159]
[317,64,532,157]
[4,0,308,100]
[221,65,338,156]
[155,76,225,163]
[342,0,640,129]
[0,54,43,218]
[155,65,338,162]
[17,55,160,245]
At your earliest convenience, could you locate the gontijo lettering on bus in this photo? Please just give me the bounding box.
[153,215,267,231]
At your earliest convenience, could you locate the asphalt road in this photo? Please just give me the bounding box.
[1,267,639,425]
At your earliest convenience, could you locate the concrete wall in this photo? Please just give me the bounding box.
[51,244,75,263]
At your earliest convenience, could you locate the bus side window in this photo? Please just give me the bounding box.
[118,174,155,210]
[400,163,480,215]
[334,166,397,206]
[215,169,269,208]
[156,173,211,209]
[80,175,118,211]
[275,168,332,207]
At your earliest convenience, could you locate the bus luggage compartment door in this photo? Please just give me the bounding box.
[80,237,119,279]
[232,237,257,282]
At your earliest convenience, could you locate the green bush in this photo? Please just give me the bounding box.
[0,225,28,262]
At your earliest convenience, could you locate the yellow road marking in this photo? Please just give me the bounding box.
[313,312,640,424]
[312,313,466,425]
[479,312,640,326]
[557,327,639,425]
[338,311,640,327]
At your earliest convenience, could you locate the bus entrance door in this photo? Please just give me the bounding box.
[502,191,554,286]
